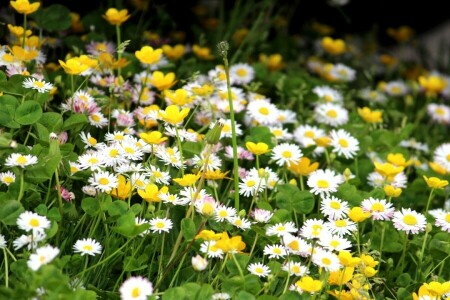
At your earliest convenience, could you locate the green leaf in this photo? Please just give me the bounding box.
[15,100,42,125]
[395,273,412,287]
[162,287,186,300]
[31,4,71,32]
[113,211,136,237]
[26,154,62,183]
[181,218,196,241]
[0,95,20,128]
[39,112,63,133]
[245,126,275,147]
[0,74,29,95]
[81,197,100,216]
[0,200,24,225]
[108,200,128,217]
[236,291,256,300]
[336,183,363,206]
[275,184,315,214]
[62,113,88,131]
[226,254,249,276]
[397,288,413,300]
[181,283,201,299]
[279,292,303,300]
[222,274,261,295]
[34,122,50,142]
[196,284,214,300]
[182,141,204,158]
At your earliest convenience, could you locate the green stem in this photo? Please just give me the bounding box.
[116,25,122,78]
[397,232,408,272]
[3,249,8,288]
[54,168,64,218]
[248,233,259,259]
[174,126,185,177]
[222,55,240,210]
[231,253,245,280]
[424,188,435,215]
[416,227,430,280]
[17,169,25,203]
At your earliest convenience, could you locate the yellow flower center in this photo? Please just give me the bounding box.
[236,68,247,77]
[326,109,337,118]
[222,124,231,132]
[330,201,341,209]
[338,139,348,148]
[246,180,256,187]
[335,220,347,227]
[88,158,98,164]
[259,107,269,115]
[234,219,243,226]
[273,129,283,136]
[125,147,135,154]
[446,154,450,162]
[131,287,141,298]
[34,81,45,88]
[88,137,97,145]
[273,248,282,254]
[371,203,385,212]
[435,108,445,116]
[91,114,101,122]
[99,178,109,185]
[403,214,417,226]
[282,150,292,158]
[317,179,329,188]
[29,218,39,227]
[156,222,165,228]
[39,255,46,263]
[255,267,264,273]
[322,257,331,265]
[276,226,286,232]
[305,130,315,138]
[330,240,340,248]
[219,210,228,217]
[292,265,300,273]
[83,245,93,251]
[324,95,333,102]
[288,240,299,251]
[444,213,450,223]
[17,155,27,165]
[391,86,401,94]
[109,149,119,157]
[202,203,214,215]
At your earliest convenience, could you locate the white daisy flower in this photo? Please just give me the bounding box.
[192,151,222,171]
[392,208,427,234]
[383,80,409,97]
[434,211,450,233]
[314,103,349,127]
[246,99,280,125]
[144,165,171,185]
[269,126,293,141]
[300,218,330,240]
[0,171,16,185]
[399,139,429,153]
[318,234,352,252]
[119,140,144,161]
[214,205,237,222]
[130,173,149,190]
[104,130,127,143]
[212,292,231,300]
[311,248,341,272]
[79,132,99,149]
[114,162,145,174]
[325,218,357,237]
[263,244,287,259]
[77,151,106,171]
[200,240,224,259]
[307,169,344,198]
[191,254,208,271]
[247,262,271,278]
[358,88,387,104]
[312,85,343,103]
[27,245,60,271]
[277,109,297,124]
[73,238,102,256]
[13,231,46,250]
[149,217,173,234]
[135,217,151,236]
[329,129,360,159]
[282,261,308,277]
[119,276,153,300]
[5,153,38,168]
[320,196,349,220]
[239,175,266,197]
[229,63,254,85]
[228,216,252,230]
[361,197,395,221]
[155,145,184,169]
[17,211,51,233]
[328,63,356,82]
[427,103,450,124]
[271,142,303,167]
[250,208,273,223]
[22,77,54,93]
[88,171,118,193]
[282,233,312,257]
[266,221,297,237]
[209,118,242,139]
[0,234,6,249]
[293,124,326,148]
[81,185,97,196]
[88,112,108,128]
[434,143,450,172]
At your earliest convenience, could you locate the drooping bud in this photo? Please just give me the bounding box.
[204,119,224,145]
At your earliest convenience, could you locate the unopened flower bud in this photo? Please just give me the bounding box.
[217,41,229,58]
[205,119,224,145]
[191,254,208,271]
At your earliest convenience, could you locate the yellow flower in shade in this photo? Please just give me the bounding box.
[348,207,371,223]
[245,142,270,155]
[9,45,39,62]
[232,28,249,45]
[204,170,229,180]
[195,229,222,241]
[158,105,190,125]
[259,53,285,71]
[192,45,215,60]
[379,54,397,67]
[387,153,413,167]
[357,107,383,123]
[423,281,450,297]
[363,266,378,278]
[135,46,163,65]
[315,136,331,147]
[321,36,346,55]
[138,183,162,202]
[429,161,447,175]
[423,176,449,189]
[311,21,335,35]
[58,57,89,75]
[110,175,133,200]
[360,254,378,268]
[418,74,447,95]
[288,157,319,176]
[328,267,354,286]
[7,24,32,38]
[384,185,402,198]
[173,173,200,187]
[70,12,84,33]
[191,83,214,97]
[295,276,323,294]
[387,26,414,43]
[103,8,130,25]
[149,71,176,91]
[338,251,361,267]
[164,89,195,106]
[327,290,355,300]
[374,162,404,178]
[138,105,160,129]
[78,55,98,69]
[10,0,40,15]
[214,232,246,254]
[139,131,167,145]
[162,44,186,61]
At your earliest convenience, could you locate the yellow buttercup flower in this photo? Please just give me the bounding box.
[192,44,215,60]
[387,25,414,43]
[328,267,354,286]
[384,185,402,198]
[204,170,229,180]
[191,83,214,96]
[288,157,319,176]
[338,251,361,267]
[357,107,383,123]
[423,175,449,189]
[321,36,346,55]
[418,74,447,95]
[259,53,285,71]
[245,142,270,155]
[374,162,404,178]
[138,183,162,202]
[195,229,222,241]
[360,254,379,268]
[387,153,413,167]
[363,266,378,277]
[173,173,200,187]
[429,161,447,175]
[348,207,370,223]
[135,46,163,65]
[7,24,32,38]
[149,71,176,91]
[423,281,450,297]
[164,89,195,106]
[9,45,38,62]
[103,8,130,26]
[10,0,40,15]
[214,232,246,253]
[110,175,133,200]
[295,276,323,294]
[315,136,331,147]
[139,131,167,145]
[162,44,186,61]
[158,105,190,125]
[58,57,89,75]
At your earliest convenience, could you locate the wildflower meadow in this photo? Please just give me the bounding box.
[0,0,449,299]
